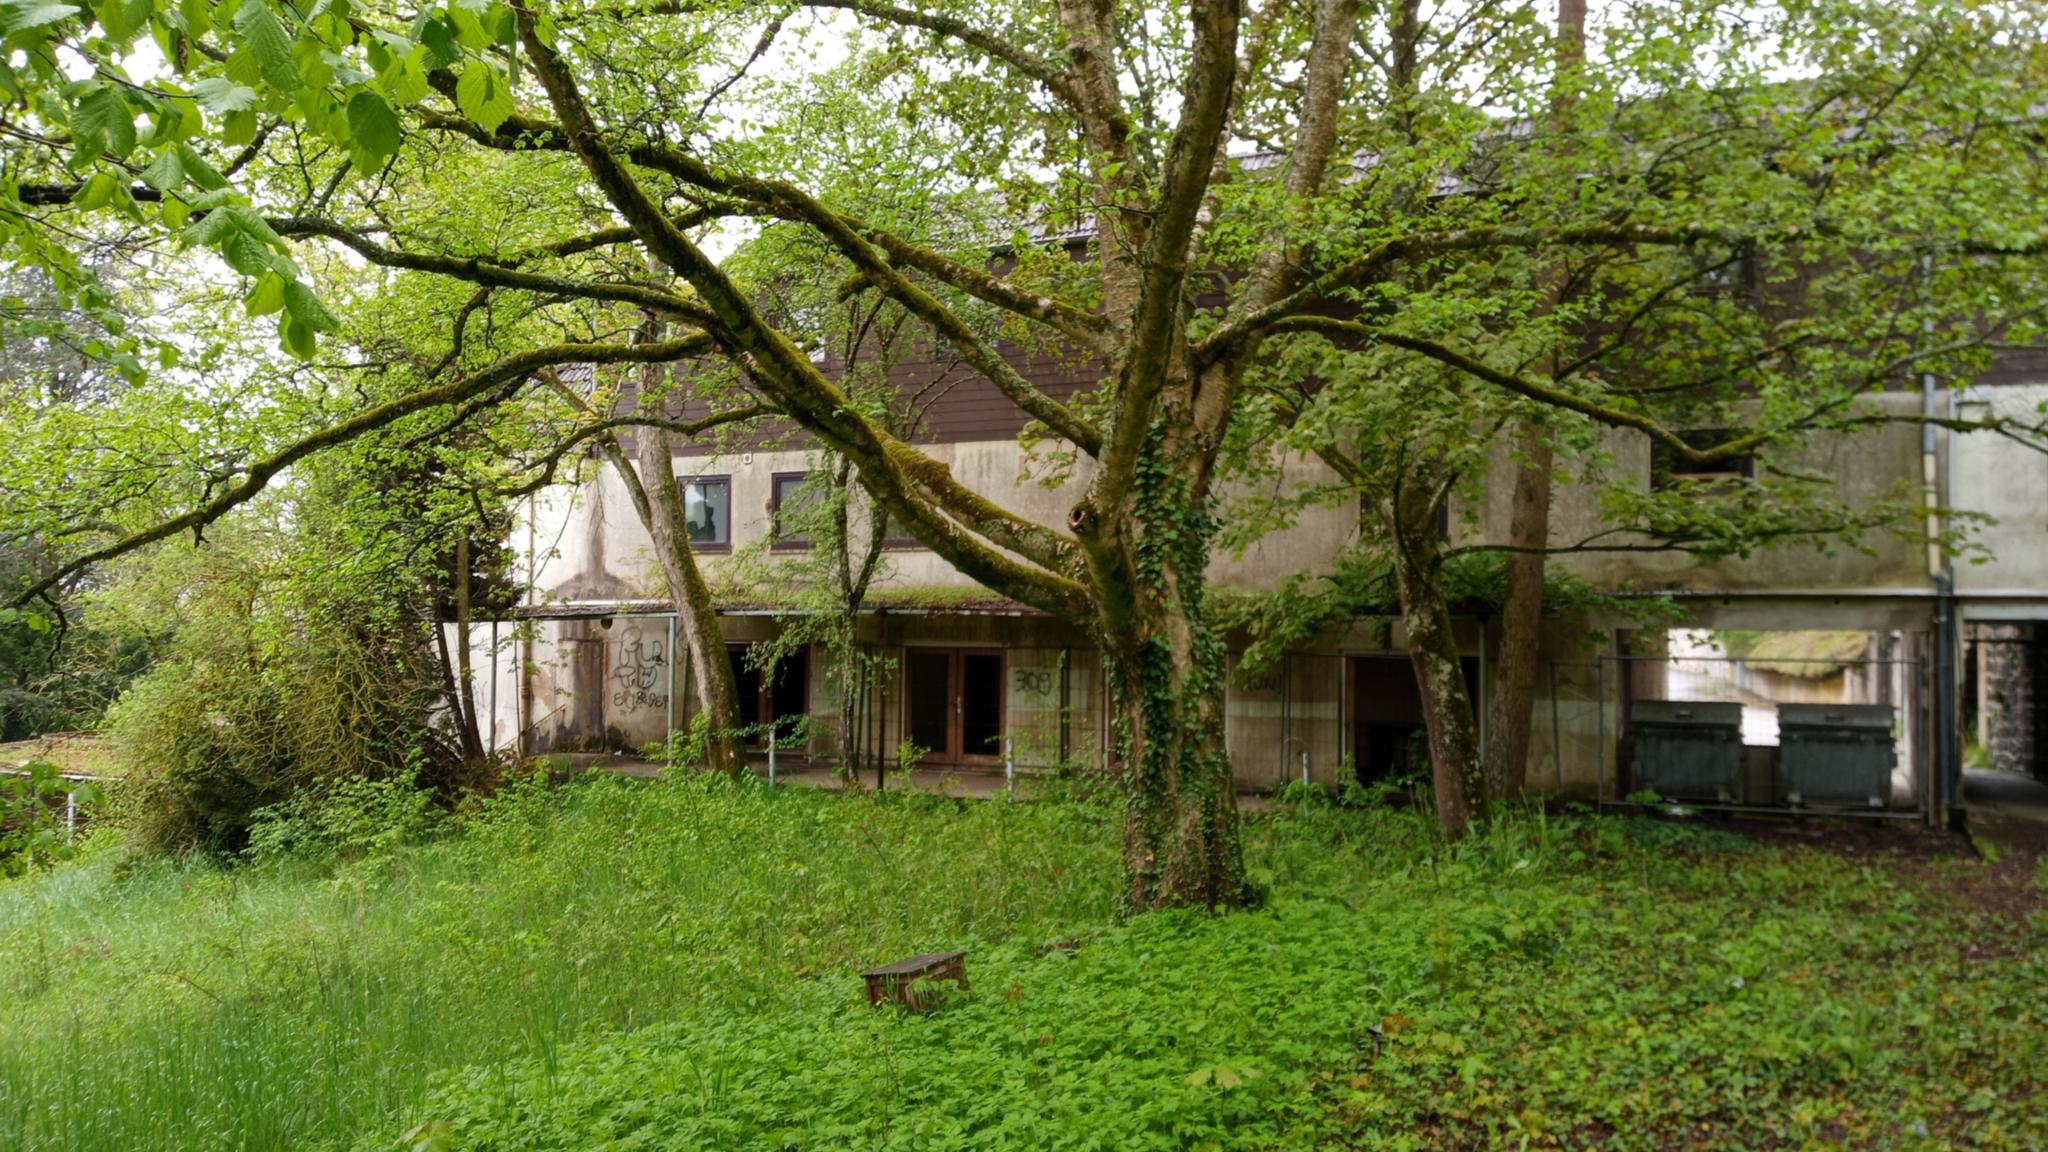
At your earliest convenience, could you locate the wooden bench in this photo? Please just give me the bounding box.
[860,951,968,1011]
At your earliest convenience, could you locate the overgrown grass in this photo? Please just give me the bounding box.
[0,773,1117,1151]
[2,775,2043,1151]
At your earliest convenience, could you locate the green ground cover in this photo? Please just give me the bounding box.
[1,774,2042,1151]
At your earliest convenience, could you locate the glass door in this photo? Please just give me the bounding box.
[903,649,1006,763]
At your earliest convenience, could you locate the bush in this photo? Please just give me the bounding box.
[106,608,462,855]
[0,758,102,875]
[244,758,442,865]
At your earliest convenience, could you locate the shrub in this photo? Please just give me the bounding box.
[106,609,460,855]
[0,758,101,875]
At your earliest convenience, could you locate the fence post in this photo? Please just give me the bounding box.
[768,731,777,786]
[1005,738,1014,794]
[65,789,76,845]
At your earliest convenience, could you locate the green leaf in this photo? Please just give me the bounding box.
[222,108,258,147]
[91,0,147,39]
[384,53,429,106]
[72,84,136,157]
[176,143,227,190]
[181,202,238,246]
[279,311,316,359]
[175,0,210,37]
[71,170,119,210]
[222,229,274,275]
[232,0,300,93]
[191,76,258,114]
[419,16,459,66]
[283,280,339,332]
[138,147,185,191]
[345,88,401,168]
[1,2,78,34]
[245,269,285,315]
[454,63,512,134]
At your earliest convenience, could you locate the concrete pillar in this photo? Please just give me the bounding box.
[1978,624,2037,777]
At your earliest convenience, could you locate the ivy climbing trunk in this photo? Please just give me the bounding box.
[1089,422,1249,911]
[1384,476,1486,838]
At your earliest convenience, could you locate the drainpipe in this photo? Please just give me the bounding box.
[1936,573,1960,827]
[665,614,677,742]
[1923,299,1962,829]
[489,620,500,758]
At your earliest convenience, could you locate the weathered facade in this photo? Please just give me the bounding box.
[455,358,2048,817]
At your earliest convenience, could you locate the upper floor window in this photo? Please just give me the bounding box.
[680,475,730,548]
[771,472,817,549]
[1652,429,1754,489]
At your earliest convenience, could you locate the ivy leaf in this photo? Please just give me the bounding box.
[191,76,258,114]
[345,88,401,169]
[454,63,512,134]
[232,1,300,93]
[283,281,340,332]
[72,84,136,157]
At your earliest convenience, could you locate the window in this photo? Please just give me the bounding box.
[878,508,922,550]
[679,476,730,548]
[770,472,817,549]
[1651,429,1754,489]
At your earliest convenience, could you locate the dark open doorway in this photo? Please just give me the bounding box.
[1351,654,1479,784]
[904,648,1006,764]
[728,645,808,749]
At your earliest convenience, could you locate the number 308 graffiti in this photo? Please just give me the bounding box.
[1013,669,1056,698]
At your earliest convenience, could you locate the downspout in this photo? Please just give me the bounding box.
[1924,322,1961,829]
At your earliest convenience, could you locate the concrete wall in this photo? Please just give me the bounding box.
[522,403,1945,610]
[1469,393,1931,595]
[1954,383,2048,602]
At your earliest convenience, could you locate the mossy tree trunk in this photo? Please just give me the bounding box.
[1084,418,1249,910]
[631,425,743,779]
[1482,427,1553,802]
[1383,471,1486,838]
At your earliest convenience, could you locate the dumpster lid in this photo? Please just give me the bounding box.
[1629,700,1744,728]
[1777,703,1893,732]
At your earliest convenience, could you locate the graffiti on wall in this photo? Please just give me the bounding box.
[609,636,669,714]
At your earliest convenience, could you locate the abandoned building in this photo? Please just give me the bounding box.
[450,341,2048,825]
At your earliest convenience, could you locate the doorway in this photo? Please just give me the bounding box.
[904,648,1006,764]
[728,645,809,749]
[1351,654,1479,784]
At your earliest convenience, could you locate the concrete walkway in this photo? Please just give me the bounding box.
[1961,768,2048,823]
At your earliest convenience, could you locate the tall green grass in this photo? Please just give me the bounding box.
[0,774,1120,1151]
[3,777,2042,1151]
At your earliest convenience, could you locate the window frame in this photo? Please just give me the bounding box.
[677,473,732,552]
[768,471,815,551]
[1650,429,1756,491]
